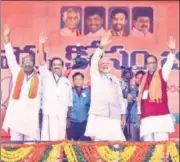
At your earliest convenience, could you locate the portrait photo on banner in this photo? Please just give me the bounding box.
[108,7,130,37]
[84,6,106,37]
[60,6,82,36]
[131,7,154,38]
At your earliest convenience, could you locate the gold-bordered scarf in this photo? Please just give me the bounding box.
[137,70,162,107]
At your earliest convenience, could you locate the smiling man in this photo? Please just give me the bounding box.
[131,7,153,38]
[85,8,106,36]
[60,8,81,36]
[109,8,129,37]
[85,33,127,141]
[37,33,72,141]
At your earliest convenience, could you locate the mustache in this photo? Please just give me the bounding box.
[141,25,148,28]
[54,67,60,69]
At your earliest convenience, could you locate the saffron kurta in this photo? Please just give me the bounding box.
[3,43,41,140]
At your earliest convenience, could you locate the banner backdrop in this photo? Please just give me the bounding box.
[1,1,179,139]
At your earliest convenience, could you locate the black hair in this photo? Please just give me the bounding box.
[133,7,152,21]
[145,55,158,64]
[111,8,128,20]
[135,70,145,77]
[50,57,64,68]
[72,72,84,80]
[86,8,103,19]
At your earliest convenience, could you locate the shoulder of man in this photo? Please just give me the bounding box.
[62,77,71,86]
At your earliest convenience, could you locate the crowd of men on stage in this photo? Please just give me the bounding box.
[2,24,176,143]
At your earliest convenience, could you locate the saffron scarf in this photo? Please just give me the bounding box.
[138,70,162,107]
[13,69,39,99]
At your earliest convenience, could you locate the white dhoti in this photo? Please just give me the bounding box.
[140,114,175,140]
[85,114,126,141]
[41,114,67,141]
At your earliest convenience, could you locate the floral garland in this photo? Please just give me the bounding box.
[1,147,33,162]
[1,141,179,162]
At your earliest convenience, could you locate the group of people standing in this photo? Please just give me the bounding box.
[2,24,176,144]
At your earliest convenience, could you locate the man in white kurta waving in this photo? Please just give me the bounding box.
[37,34,72,141]
[138,36,177,141]
[3,25,41,142]
[85,33,127,141]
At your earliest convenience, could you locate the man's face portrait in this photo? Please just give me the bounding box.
[134,16,150,34]
[86,14,103,33]
[111,13,127,31]
[64,10,80,30]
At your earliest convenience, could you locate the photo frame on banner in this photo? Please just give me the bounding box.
[84,7,106,36]
[131,7,154,38]
[60,6,82,36]
[108,7,130,37]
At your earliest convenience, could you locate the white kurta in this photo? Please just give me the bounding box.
[139,52,175,138]
[85,48,127,141]
[60,27,80,36]
[86,27,106,37]
[2,43,41,140]
[39,65,72,141]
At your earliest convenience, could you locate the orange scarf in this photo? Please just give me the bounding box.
[137,70,162,107]
[13,69,39,99]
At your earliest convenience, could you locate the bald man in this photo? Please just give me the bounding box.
[3,25,41,143]
[85,34,127,141]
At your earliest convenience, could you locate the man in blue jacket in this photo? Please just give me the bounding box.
[124,70,145,141]
[67,72,91,141]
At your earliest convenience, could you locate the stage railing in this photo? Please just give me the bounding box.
[1,140,179,162]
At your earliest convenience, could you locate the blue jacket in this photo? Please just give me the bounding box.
[70,88,90,123]
[127,86,139,123]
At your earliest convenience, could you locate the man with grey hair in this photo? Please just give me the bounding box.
[60,8,81,36]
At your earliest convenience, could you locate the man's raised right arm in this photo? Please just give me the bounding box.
[90,33,112,76]
[4,25,20,74]
[37,33,49,77]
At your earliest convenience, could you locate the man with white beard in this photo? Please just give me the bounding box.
[85,33,127,141]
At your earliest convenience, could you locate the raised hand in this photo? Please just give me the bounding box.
[39,33,48,44]
[100,32,112,48]
[4,24,11,37]
[167,36,176,51]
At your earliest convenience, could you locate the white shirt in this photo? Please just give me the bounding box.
[86,27,106,37]
[39,65,72,116]
[3,43,41,140]
[131,27,153,38]
[89,48,127,119]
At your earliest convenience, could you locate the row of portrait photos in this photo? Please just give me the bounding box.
[60,6,154,38]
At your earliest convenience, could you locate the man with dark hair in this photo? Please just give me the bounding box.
[138,36,176,141]
[125,70,145,141]
[67,72,91,141]
[85,8,106,36]
[131,7,153,38]
[37,33,72,141]
[3,25,41,143]
[109,8,129,36]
